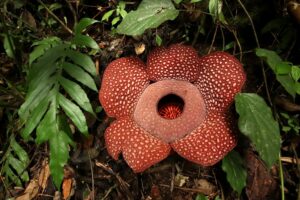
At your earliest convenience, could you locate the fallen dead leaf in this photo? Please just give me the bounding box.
[38,160,50,190]
[194,179,216,195]
[134,43,146,55]
[245,150,279,200]
[15,179,39,200]
[174,173,189,187]
[62,166,76,200]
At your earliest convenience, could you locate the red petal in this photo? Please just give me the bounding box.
[99,57,149,118]
[147,44,200,82]
[195,52,246,111]
[171,111,237,166]
[104,118,171,173]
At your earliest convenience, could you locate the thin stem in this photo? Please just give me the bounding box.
[0,73,24,100]
[88,150,95,200]
[279,153,285,200]
[236,0,272,106]
[64,0,77,25]
[230,29,243,61]
[208,24,219,54]
[37,0,73,35]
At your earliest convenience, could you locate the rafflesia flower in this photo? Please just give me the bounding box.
[99,44,245,173]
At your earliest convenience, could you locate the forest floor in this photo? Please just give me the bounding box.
[1,1,300,200]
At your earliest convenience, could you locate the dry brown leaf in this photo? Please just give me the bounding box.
[134,43,146,55]
[95,59,100,76]
[288,1,300,24]
[245,151,279,200]
[21,10,36,29]
[62,166,75,200]
[62,178,74,200]
[174,173,189,187]
[38,160,50,190]
[15,179,39,200]
[194,179,216,194]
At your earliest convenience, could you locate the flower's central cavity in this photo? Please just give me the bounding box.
[134,80,206,143]
[157,94,184,119]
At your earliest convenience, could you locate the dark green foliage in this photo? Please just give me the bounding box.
[18,18,99,188]
[235,93,281,168]
[222,151,247,195]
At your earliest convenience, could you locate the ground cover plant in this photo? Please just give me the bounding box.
[0,0,300,199]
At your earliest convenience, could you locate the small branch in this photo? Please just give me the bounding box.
[208,24,219,54]
[88,151,95,200]
[279,153,285,200]
[236,0,272,106]
[0,73,24,100]
[37,0,73,35]
[64,0,77,25]
[230,29,243,61]
[159,184,216,196]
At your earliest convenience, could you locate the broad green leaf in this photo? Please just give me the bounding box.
[36,101,57,144]
[75,18,99,34]
[49,3,62,11]
[295,82,300,94]
[119,9,127,19]
[57,115,75,146]
[209,0,227,23]
[3,34,15,58]
[58,93,88,135]
[21,95,51,139]
[255,48,282,72]
[59,76,94,115]
[71,34,99,50]
[28,64,56,94]
[11,138,29,164]
[7,156,29,182]
[275,62,291,75]
[116,0,179,36]
[29,44,51,65]
[191,0,203,3]
[117,1,126,12]
[32,36,61,46]
[276,75,296,98]
[291,66,300,82]
[101,10,115,22]
[174,0,183,4]
[111,17,121,26]
[155,34,162,46]
[5,167,22,186]
[65,49,97,76]
[49,130,71,188]
[30,37,62,65]
[222,151,247,195]
[28,44,67,83]
[62,62,97,91]
[235,93,281,168]
[195,194,208,200]
[256,48,296,98]
[19,81,54,121]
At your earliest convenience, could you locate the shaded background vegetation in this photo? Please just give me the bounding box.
[0,0,300,199]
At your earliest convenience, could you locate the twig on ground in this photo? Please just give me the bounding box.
[37,0,73,35]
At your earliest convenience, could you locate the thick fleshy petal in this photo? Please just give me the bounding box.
[171,111,237,166]
[147,44,200,82]
[104,118,171,173]
[195,52,246,111]
[99,57,149,118]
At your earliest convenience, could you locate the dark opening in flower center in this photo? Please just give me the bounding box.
[157,94,184,119]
